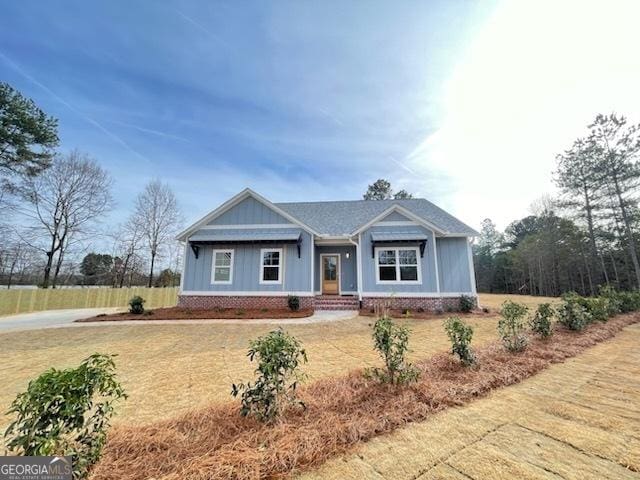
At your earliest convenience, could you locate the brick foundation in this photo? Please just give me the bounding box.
[178,295,314,310]
[178,294,476,313]
[361,296,477,313]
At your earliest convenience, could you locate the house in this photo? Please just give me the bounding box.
[177,188,479,311]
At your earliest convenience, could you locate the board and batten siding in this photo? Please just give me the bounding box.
[360,225,438,293]
[436,237,473,293]
[182,231,312,292]
[314,245,357,293]
[208,197,291,225]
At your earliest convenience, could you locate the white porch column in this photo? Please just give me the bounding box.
[310,234,315,294]
[433,234,441,294]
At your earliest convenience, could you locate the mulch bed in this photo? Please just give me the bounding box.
[358,308,494,319]
[90,313,640,480]
[77,307,313,322]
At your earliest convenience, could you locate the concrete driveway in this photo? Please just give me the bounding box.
[0,308,123,333]
[0,309,358,333]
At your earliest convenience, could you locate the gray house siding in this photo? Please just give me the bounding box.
[209,197,292,225]
[436,237,473,293]
[379,211,413,222]
[182,230,312,292]
[314,245,357,293]
[361,225,438,293]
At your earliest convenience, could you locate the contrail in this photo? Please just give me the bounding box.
[174,9,231,48]
[106,119,191,143]
[388,155,417,175]
[0,51,152,163]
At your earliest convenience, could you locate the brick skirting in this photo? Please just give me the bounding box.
[361,296,476,313]
[178,295,314,310]
[179,294,476,313]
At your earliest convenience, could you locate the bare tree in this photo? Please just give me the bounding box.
[18,150,113,288]
[111,218,144,288]
[132,180,181,287]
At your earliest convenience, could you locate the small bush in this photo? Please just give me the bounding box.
[4,354,127,479]
[557,293,591,331]
[530,303,554,338]
[287,295,300,311]
[231,329,307,422]
[618,290,640,313]
[443,316,476,366]
[366,314,419,385]
[402,308,411,318]
[459,295,475,313]
[599,285,622,316]
[585,297,609,322]
[498,300,529,352]
[235,309,245,316]
[128,296,145,314]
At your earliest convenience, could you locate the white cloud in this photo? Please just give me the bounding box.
[406,0,640,230]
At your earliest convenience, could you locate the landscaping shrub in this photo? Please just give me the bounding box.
[443,316,476,366]
[4,354,126,479]
[128,295,145,314]
[557,293,592,331]
[498,300,529,352]
[287,294,300,311]
[366,314,419,385]
[618,290,640,313]
[231,329,307,422]
[529,303,554,338]
[599,285,623,316]
[585,297,609,322]
[459,294,475,313]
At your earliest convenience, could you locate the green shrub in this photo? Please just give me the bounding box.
[366,315,419,385]
[287,295,300,311]
[231,329,307,422]
[443,316,476,366]
[557,293,591,331]
[529,303,554,338]
[498,300,529,352]
[459,295,475,313]
[585,297,609,322]
[599,285,622,316]
[128,295,145,314]
[4,354,127,479]
[618,290,640,313]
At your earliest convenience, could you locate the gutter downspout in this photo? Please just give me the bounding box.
[348,234,363,308]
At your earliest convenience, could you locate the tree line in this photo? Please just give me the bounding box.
[0,82,183,289]
[475,113,640,296]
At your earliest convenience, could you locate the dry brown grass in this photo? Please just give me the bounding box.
[478,293,560,311]
[0,308,502,436]
[88,312,639,480]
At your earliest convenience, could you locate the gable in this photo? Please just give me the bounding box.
[377,211,414,223]
[209,196,291,226]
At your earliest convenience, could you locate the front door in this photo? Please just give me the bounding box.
[322,255,339,295]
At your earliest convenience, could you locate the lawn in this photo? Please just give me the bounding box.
[0,296,506,434]
[1,292,637,479]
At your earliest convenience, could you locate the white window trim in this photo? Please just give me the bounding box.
[211,249,234,285]
[374,246,422,285]
[259,248,283,285]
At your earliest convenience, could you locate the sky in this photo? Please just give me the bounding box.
[2,0,640,233]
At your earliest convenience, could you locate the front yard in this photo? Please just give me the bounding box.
[1,293,638,479]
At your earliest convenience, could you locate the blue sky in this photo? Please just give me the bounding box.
[2,0,639,231]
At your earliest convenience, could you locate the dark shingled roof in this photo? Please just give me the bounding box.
[275,198,478,236]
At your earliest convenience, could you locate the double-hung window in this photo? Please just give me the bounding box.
[260,248,283,284]
[375,247,421,284]
[211,249,234,284]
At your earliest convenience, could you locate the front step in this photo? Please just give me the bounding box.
[314,295,359,310]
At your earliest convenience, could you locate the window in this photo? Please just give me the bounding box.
[211,249,234,284]
[260,248,283,284]
[375,247,421,284]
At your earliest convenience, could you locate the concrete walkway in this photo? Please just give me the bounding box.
[0,308,359,333]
